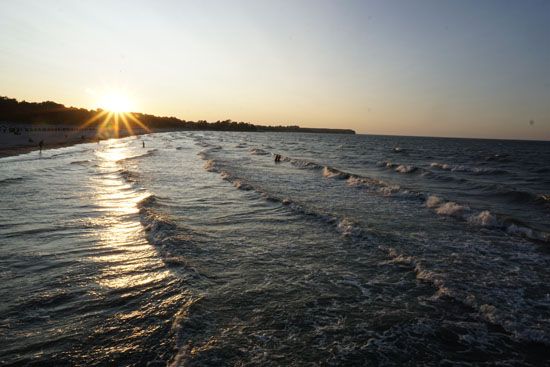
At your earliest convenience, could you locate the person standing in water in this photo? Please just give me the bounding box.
[142,141,145,148]
[38,140,44,153]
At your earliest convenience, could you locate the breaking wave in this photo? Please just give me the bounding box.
[119,169,140,183]
[425,195,549,242]
[481,184,550,207]
[116,149,158,162]
[382,245,550,346]
[248,148,269,155]
[198,152,372,241]
[137,195,203,277]
[0,177,25,185]
[430,162,508,175]
[322,166,350,179]
[395,164,418,174]
[377,160,422,174]
[205,141,549,245]
[250,150,549,243]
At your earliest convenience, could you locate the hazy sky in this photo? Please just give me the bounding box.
[1,0,549,139]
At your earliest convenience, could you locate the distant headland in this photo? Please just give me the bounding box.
[0,97,355,135]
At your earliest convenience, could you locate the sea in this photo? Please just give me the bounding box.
[1,131,549,366]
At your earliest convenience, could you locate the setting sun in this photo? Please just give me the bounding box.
[76,90,149,139]
[98,92,133,113]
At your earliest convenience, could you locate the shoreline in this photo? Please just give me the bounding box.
[0,137,100,158]
[0,134,150,158]
[0,128,355,159]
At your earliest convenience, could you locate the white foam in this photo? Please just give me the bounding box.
[425,195,443,208]
[395,164,416,173]
[203,160,217,172]
[337,217,362,238]
[467,210,498,227]
[248,148,269,155]
[378,185,401,197]
[435,202,469,217]
[430,162,505,175]
[233,179,253,191]
[322,166,348,179]
[287,158,322,169]
[346,176,367,187]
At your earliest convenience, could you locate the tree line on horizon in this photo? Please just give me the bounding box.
[0,97,354,134]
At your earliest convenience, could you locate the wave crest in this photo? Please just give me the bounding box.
[395,164,417,174]
[430,162,508,175]
[425,195,549,242]
[248,148,269,155]
[322,167,350,179]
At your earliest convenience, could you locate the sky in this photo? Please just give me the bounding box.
[1,0,549,139]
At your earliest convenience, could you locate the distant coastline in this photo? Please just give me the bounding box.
[0,96,355,135]
[0,96,353,157]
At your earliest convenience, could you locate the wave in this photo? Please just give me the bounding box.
[195,141,211,148]
[425,195,549,242]
[263,154,409,198]
[430,162,508,175]
[435,201,470,218]
[49,148,91,159]
[395,164,417,174]
[70,159,92,165]
[223,173,253,191]
[203,159,218,172]
[116,149,158,162]
[138,195,178,241]
[195,140,223,150]
[211,141,548,243]
[322,167,350,179]
[137,195,203,276]
[377,160,421,174]
[382,245,550,346]
[288,158,323,170]
[198,153,372,241]
[248,148,269,156]
[480,184,550,207]
[0,176,24,185]
[119,169,139,183]
[197,145,223,158]
[483,153,512,163]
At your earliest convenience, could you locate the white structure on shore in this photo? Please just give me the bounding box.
[0,123,147,149]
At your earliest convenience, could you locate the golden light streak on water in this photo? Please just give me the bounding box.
[88,141,170,290]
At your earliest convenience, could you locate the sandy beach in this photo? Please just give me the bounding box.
[0,137,99,158]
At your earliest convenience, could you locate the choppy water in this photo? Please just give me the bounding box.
[1,132,549,366]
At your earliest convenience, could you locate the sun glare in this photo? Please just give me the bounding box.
[79,90,149,139]
[98,92,133,113]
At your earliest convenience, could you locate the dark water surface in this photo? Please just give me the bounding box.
[1,132,549,366]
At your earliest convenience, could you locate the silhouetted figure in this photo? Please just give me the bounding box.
[38,140,44,153]
[142,141,145,148]
[274,154,281,163]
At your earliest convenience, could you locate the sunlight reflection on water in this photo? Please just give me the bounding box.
[89,141,169,290]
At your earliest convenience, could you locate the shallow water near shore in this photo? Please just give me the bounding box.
[1,131,549,366]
